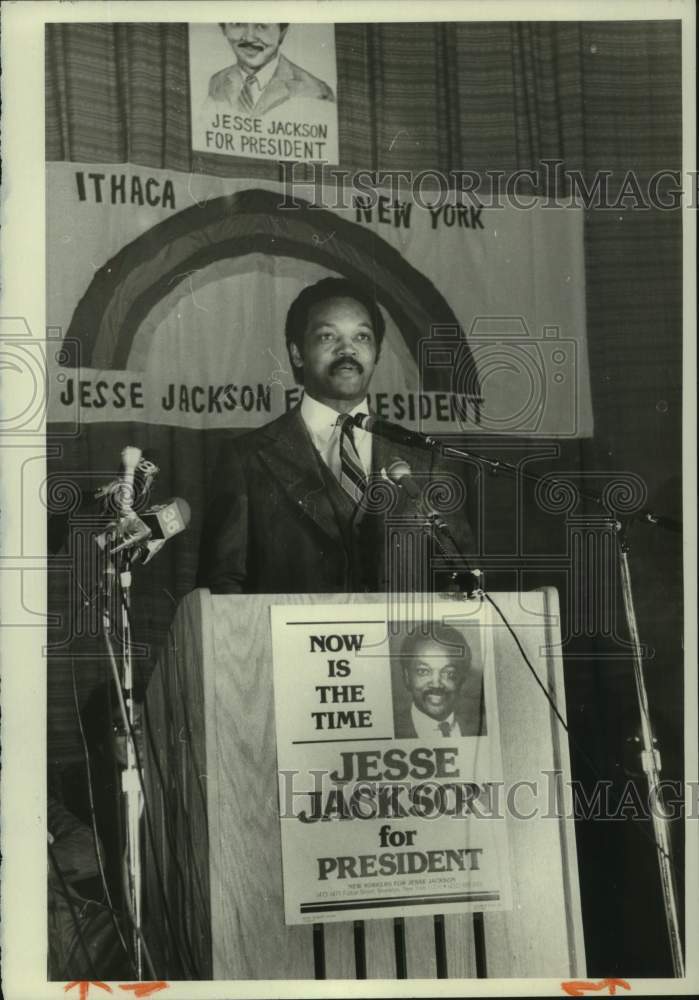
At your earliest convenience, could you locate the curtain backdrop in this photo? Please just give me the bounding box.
[45,20,684,976]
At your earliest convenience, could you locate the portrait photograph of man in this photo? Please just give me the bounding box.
[390,622,487,740]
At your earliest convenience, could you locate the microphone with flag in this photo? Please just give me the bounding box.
[97,497,191,562]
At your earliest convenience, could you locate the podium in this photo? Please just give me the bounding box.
[143,588,585,980]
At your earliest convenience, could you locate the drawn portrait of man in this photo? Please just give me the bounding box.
[207,22,336,116]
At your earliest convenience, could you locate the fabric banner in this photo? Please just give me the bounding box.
[47,161,592,437]
[270,601,512,924]
[189,23,339,164]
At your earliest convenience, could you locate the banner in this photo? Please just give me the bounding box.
[189,23,339,163]
[270,602,512,924]
[47,162,592,437]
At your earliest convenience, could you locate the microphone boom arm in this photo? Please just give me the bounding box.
[373,418,683,974]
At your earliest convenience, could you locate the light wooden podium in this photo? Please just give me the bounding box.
[143,588,585,980]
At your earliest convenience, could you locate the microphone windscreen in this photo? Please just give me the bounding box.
[121,446,142,474]
[386,458,412,482]
[386,459,421,499]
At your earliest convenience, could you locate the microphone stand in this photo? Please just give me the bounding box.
[118,546,145,980]
[429,439,685,977]
[364,414,683,969]
[614,519,684,977]
[101,534,145,979]
[89,448,165,979]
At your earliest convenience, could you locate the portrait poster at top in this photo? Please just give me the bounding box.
[270,601,512,925]
[189,22,339,164]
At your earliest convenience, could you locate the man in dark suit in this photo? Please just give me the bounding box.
[197,277,474,595]
[393,624,486,738]
[207,22,335,116]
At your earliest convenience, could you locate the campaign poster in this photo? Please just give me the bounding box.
[271,602,512,925]
[46,165,591,438]
[189,22,339,163]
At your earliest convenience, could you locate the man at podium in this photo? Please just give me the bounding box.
[198,277,474,594]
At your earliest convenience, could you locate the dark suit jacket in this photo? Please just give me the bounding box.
[208,54,335,115]
[197,406,475,595]
[393,699,486,739]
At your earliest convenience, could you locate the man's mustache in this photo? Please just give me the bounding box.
[237,41,266,50]
[422,688,448,698]
[329,356,364,375]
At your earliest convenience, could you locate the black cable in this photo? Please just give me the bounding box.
[109,624,206,982]
[73,502,200,977]
[427,506,685,891]
[70,660,137,976]
[483,589,684,884]
[139,626,211,906]
[48,839,100,980]
[104,635,199,981]
[138,686,214,974]
[103,608,200,979]
[483,591,570,734]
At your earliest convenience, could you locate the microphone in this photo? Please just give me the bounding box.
[387,459,482,593]
[142,498,192,541]
[133,497,191,564]
[386,459,448,528]
[97,497,191,559]
[118,446,142,515]
[386,458,419,497]
[352,414,441,451]
[95,452,159,516]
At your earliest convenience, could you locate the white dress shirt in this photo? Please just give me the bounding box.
[300,393,372,478]
[410,703,461,740]
[236,54,280,105]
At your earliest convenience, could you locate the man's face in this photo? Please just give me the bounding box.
[290,297,378,410]
[222,23,287,73]
[402,640,466,722]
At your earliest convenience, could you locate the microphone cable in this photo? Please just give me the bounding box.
[70,659,137,976]
[391,459,684,892]
[48,838,100,981]
[103,603,201,980]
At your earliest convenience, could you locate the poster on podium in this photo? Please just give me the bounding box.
[271,600,512,925]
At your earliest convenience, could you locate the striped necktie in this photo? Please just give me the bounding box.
[240,73,258,111]
[337,413,367,505]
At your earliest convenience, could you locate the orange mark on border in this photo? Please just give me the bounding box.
[562,979,631,997]
[64,984,112,1000]
[119,984,168,997]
